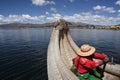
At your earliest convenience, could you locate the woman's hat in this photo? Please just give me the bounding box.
[77,44,96,56]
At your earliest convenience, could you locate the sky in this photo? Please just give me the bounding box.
[0,0,120,25]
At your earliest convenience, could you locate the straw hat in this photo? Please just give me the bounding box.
[77,44,96,57]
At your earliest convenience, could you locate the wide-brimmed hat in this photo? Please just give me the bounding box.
[77,44,96,56]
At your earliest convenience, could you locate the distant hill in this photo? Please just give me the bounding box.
[115,24,120,26]
[66,21,96,29]
[0,21,110,29]
[0,22,54,28]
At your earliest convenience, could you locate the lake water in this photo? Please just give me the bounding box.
[0,28,120,80]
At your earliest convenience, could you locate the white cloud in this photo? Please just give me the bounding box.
[105,7,116,13]
[45,12,49,15]
[32,0,55,6]
[118,10,120,13]
[0,15,4,20]
[115,0,120,5]
[0,14,46,24]
[50,7,57,12]
[63,12,120,25]
[93,5,103,10]
[46,13,62,22]
[93,5,116,13]
[52,14,62,19]
[69,0,74,2]
[0,13,120,25]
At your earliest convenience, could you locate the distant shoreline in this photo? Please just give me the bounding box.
[0,26,120,30]
[0,22,120,30]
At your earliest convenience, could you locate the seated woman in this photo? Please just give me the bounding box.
[71,44,109,80]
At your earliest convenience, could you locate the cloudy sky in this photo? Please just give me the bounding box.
[0,0,120,25]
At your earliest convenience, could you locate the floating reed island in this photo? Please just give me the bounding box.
[47,19,120,80]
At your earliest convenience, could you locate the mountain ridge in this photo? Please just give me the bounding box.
[0,21,113,29]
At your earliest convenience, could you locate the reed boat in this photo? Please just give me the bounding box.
[47,19,120,80]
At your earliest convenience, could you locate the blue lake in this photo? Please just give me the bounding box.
[0,28,120,80]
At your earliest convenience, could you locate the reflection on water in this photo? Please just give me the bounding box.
[0,28,52,80]
[70,29,120,64]
[0,28,120,80]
